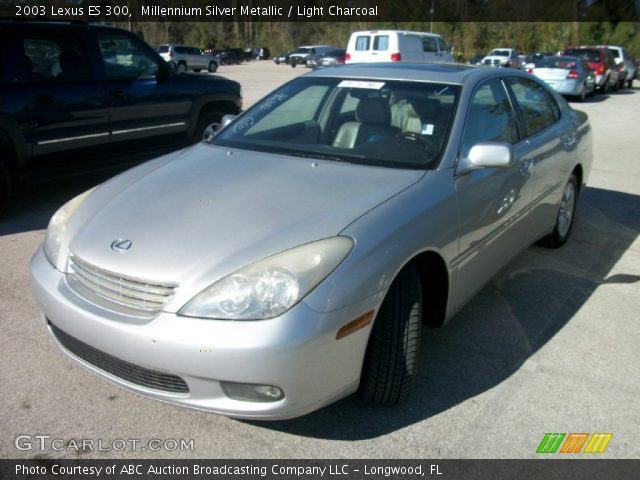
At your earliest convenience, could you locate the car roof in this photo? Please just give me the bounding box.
[306,62,518,85]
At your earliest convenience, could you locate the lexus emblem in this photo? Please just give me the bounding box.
[111,239,132,253]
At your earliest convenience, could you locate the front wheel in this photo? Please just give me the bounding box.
[176,62,187,73]
[359,265,422,406]
[208,62,218,73]
[538,173,578,248]
[192,110,222,144]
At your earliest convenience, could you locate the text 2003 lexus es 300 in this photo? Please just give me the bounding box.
[31,63,592,419]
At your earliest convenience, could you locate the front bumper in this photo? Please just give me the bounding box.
[30,247,377,420]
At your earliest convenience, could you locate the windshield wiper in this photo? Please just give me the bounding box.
[287,151,350,163]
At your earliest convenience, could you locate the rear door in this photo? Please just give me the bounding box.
[504,75,576,236]
[16,25,110,176]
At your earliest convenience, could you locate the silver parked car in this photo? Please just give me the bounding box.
[531,56,596,101]
[31,64,593,420]
[157,44,218,73]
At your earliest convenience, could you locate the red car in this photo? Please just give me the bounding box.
[563,46,620,93]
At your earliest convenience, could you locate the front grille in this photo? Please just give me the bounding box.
[67,254,177,317]
[49,322,189,393]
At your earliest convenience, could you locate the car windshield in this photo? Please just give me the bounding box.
[489,50,510,57]
[213,77,459,170]
[156,46,169,53]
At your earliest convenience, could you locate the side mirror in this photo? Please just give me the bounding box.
[220,114,236,129]
[458,143,514,174]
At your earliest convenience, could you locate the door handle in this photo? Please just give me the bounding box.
[519,159,533,175]
[563,135,576,148]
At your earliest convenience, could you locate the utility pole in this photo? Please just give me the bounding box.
[430,0,435,32]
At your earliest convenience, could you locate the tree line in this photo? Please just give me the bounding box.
[127,21,639,60]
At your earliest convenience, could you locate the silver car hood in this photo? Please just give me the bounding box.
[69,144,424,299]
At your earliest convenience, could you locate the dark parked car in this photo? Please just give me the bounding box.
[214,49,244,65]
[0,20,242,213]
[273,50,293,64]
[308,48,347,69]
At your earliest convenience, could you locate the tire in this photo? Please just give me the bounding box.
[192,110,222,144]
[275,59,280,65]
[576,84,586,102]
[602,77,609,94]
[359,265,422,406]
[538,173,578,248]
[0,161,11,217]
[613,77,619,92]
[208,62,217,73]
[627,79,633,89]
[177,62,187,73]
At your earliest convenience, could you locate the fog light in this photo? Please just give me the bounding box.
[221,382,284,402]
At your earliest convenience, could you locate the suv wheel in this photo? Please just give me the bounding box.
[177,62,187,73]
[193,110,223,143]
[208,62,218,73]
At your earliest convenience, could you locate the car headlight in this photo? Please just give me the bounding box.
[44,188,95,268]
[179,237,354,320]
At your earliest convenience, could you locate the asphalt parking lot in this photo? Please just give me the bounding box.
[1,61,638,459]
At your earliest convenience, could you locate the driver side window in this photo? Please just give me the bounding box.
[461,79,519,157]
[98,33,159,79]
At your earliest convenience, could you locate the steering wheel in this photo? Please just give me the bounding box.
[396,131,437,157]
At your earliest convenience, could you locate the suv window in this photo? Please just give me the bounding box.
[507,77,560,137]
[355,36,370,51]
[22,30,91,82]
[436,37,447,53]
[98,32,159,79]
[373,36,389,51]
[422,37,437,53]
[462,79,518,157]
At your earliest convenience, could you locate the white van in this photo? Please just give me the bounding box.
[346,30,454,64]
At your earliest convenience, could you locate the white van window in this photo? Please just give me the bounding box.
[373,36,389,51]
[422,37,437,53]
[437,37,447,53]
[355,36,370,51]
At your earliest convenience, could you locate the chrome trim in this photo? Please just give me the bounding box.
[37,132,109,145]
[66,255,177,317]
[112,122,186,135]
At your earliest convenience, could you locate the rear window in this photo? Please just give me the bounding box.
[373,35,389,51]
[565,48,601,63]
[355,36,370,51]
[539,57,577,69]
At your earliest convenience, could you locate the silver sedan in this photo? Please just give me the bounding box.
[530,55,596,101]
[30,63,593,420]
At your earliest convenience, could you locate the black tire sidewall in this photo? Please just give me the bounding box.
[359,265,422,406]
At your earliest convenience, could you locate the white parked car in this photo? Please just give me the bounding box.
[481,48,523,69]
[346,30,453,64]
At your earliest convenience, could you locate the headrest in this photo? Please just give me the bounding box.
[407,98,440,119]
[356,98,391,125]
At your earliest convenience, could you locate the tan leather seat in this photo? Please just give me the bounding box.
[333,98,398,149]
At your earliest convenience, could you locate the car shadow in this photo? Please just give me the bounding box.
[243,186,639,439]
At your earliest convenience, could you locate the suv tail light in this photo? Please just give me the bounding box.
[527,68,534,74]
[169,51,174,58]
[596,65,605,75]
[345,53,351,62]
[566,70,579,79]
[390,52,402,62]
